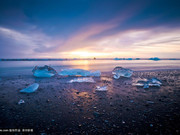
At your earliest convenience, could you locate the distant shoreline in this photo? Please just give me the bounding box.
[1,58,180,61]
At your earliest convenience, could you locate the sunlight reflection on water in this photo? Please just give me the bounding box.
[0,60,180,77]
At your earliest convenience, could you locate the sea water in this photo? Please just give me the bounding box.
[0,60,180,77]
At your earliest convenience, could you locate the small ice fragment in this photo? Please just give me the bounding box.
[132,79,141,86]
[146,101,154,104]
[149,83,161,87]
[122,120,125,124]
[96,86,108,91]
[93,111,100,118]
[20,83,39,93]
[68,77,95,83]
[32,65,57,77]
[59,69,101,77]
[133,78,162,89]
[18,99,25,105]
[130,100,134,103]
[150,78,162,85]
[143,83,149,89]
[132,82,144,86]
[104,120,109,123]
[112,67,133,79]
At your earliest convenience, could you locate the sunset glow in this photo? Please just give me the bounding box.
[69,51,109,58]
[0,0,180,58]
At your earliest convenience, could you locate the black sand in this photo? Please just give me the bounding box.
[0,70,180,134]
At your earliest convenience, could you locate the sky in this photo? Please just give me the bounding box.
[0,0,180,58]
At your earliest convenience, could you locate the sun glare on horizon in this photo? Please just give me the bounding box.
[69,51,109,58]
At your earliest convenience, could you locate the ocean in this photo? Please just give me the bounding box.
[0,59,180,77]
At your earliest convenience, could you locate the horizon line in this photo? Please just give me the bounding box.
[1,58,180,61]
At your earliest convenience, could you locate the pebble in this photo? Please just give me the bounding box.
[76,92,79,94]
[46,99,50,103]
[130,100,134,103]
[93,111,100,118]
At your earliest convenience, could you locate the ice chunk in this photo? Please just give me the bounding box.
[68,77,95,83]
[59,69,101,77]
[112,67,133,79]
[114,58,122,60]
[133,78,162,89]
[18,99,25,105]
[126,58,133,60]
[32,65,57,77]
[89,70,101,77]
[33,71,55,77]
[146,101,154,104]
[149,57,160,61]
[96,86,108,91]
[20,83,39,93]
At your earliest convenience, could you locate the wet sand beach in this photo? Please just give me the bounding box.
[0,69,180,134]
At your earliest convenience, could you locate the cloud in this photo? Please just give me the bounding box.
[0,26,62,58]
[56,25,180,58]
[0,23,180,58]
